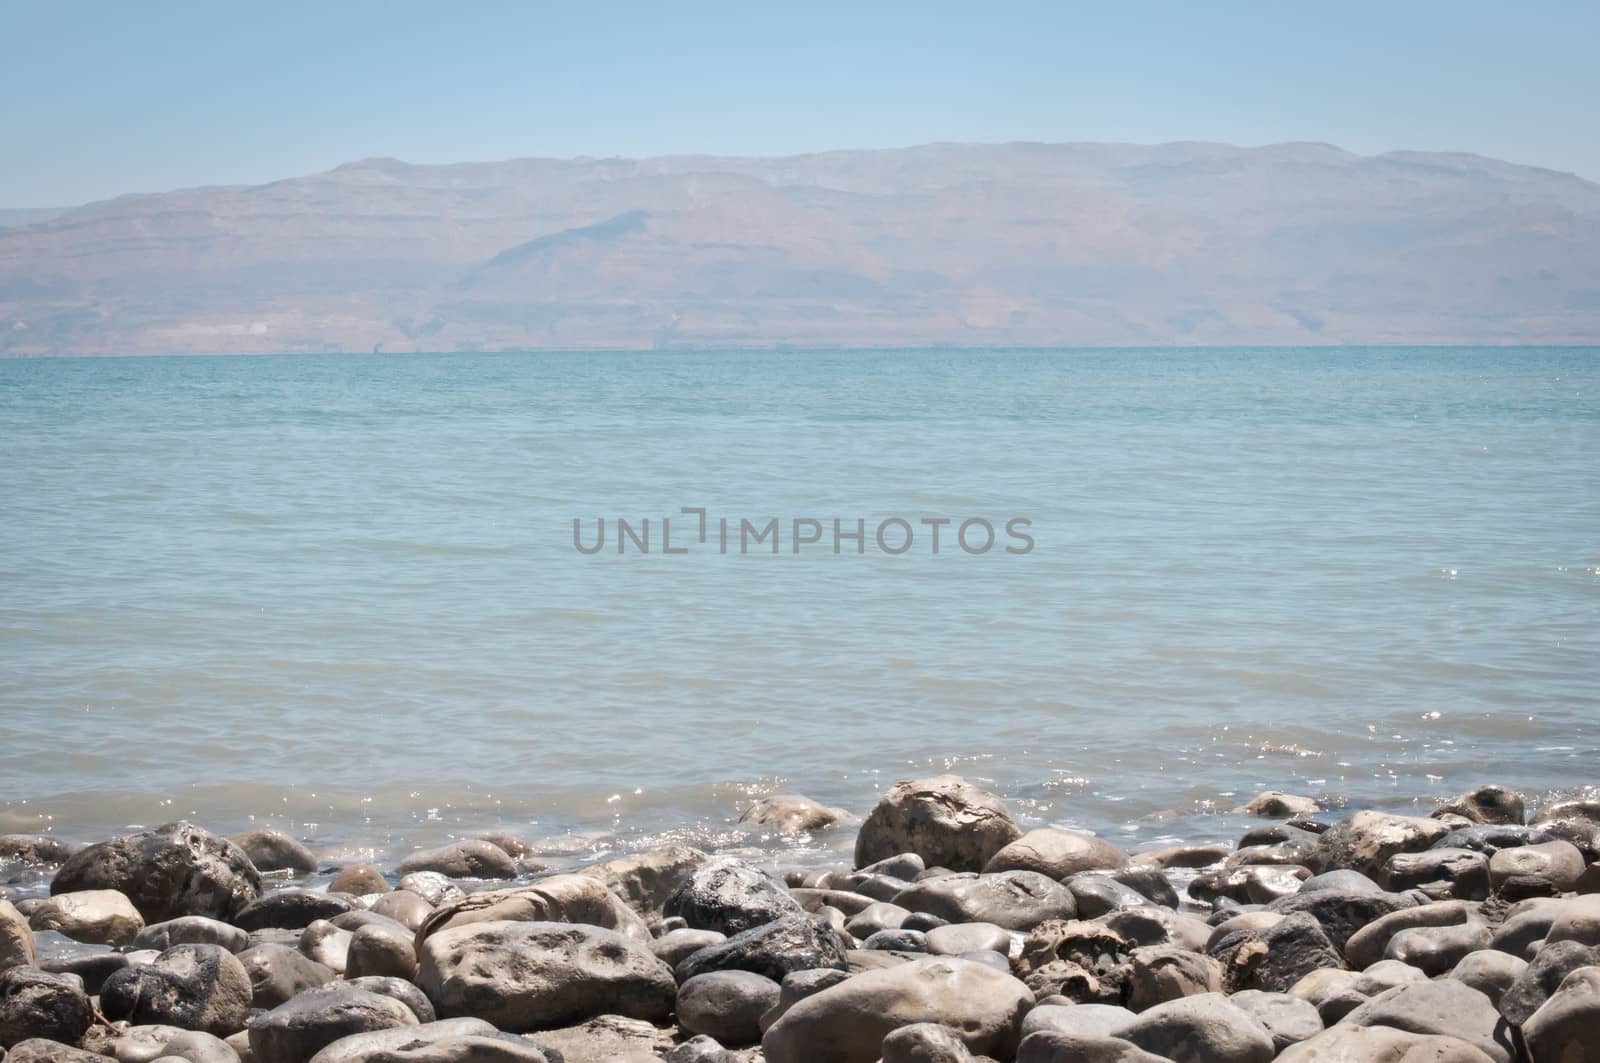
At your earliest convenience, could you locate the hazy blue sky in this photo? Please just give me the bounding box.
[3,1,1597,205]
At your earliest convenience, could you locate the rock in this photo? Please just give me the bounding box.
[34,933,125,993]
[395,873,463,908]
[1104,907,1211,952]
[1497,940,1600,1025]
[760,956,1032,1063]
[345,922,417,980]
[100,943,253,1037]
[136,916,250,954]
[344,976,436,1024]
[663,1033,740,1063]
[663,857,805,936]
[1450,949,1527,1010]
[1436,786,1526,826]
[1134,844,1230,869]
[654,927,725,968]
[236,943,337,1009]
[1209,912,1346,993]
[1019,1002,1137,1040]
[306,1017,549,1062]
[110,1026,240,1063]
[1116,992,1275,1063]
[855,776,1022,873]
[248,984,419,1063]
[925,922,1010,956]
[1491,897,1565,957]
[846,901,911,938]
[1521,965,1600,1063]
[1228,989,1324,1051]
[529,1014,673,1060]
[1127,945,1224,1011]
[328,866,390,896]
[1065,874,1153,917]
[1016,1030,1170,1063]
[0,836,78,867]
[677,970,781,1046]
[1306,812,1451,877]
[1385,919,1493,976]
[1488,840,1586,897]
[1435,825,1555,855]
[5,1040,108,1063]
[880,1022,976,1062]
[984,828,1129,878]
[740,795,851,834]
[232,831,318,876]
[790,887,876,916]
[416,919,675,1030]
[396,841,517,880]
[0,900,37,972]
[1275,1025,1499,1062]
[1240,792,1321,818]
[577,845,708,920]
[893,871,1076,931]
[416,873,651,946]
[1291,961,1427,1025]
[235,890,357,931]
[1382,848,1491,899]
[1338,979,1512,1063]
[1111,866,1181,909]
[50,822,261,923]
[760,967,853,1032]
[1344,900,1480,969]
[675,913,848,983]
[367,890,431,932]
[27,888,143,946]
[1299,869,1386,894]
[1189,865,1310,905]
[1269,888,1418,952]
[1545,894,1600,948]
[301,919,352,973]
[0,966,92,1048]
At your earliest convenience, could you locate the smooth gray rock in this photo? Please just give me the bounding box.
[1337,979,1512,1063]
[232,831,318,876]
[236,890,357,931]
[1016,1031,1169,1063]
[1228,989,1324,1051]
[50,822,262,923]
[306,1018,549,1062]
[344,975,436,1024]
[1020,1002,1137,1040]
[652,927,725,968]
[1116,992,1275,1063]
[893,870,1076,930]
[344,922,417,980]
[1450,948,1527,1010]
[880,1022,976,1062]
[248,985,419,1063]
[1521,965,1600,1063]
[676,970,780,1047]
[235,943,337,1009]
[1497,940,1600,1025]
[396,841,516,880]
[99,943,253,1037]
[925,921,1009,956]
[137,916,250,954]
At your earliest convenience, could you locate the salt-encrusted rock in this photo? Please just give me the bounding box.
[1016,1030,1170,1062]
[1116,992,1276,1063]
[893,871,1076,931]
[1382,847,1491,898]
[236,943,337,1008]
[328,866,390,896]
[345,921,417,980]
[677,970,781,1046]
[50,822,261,923]
[232,830,318,876]
[1489,840,1586,896]
[416,919,675,1030]
[4,1039,108,1063]
[99,943,253,1037]
[248,984,419,1063]
[881,1022,977,1062]
[984,828,1129,878]
[1343,899,1479,969]
[235,889,357,931]
[0,966,93,1048]
[1338,979,1512,1063]
[855,776,1022,873]
[740,795,851,834]
[1240,792,1320,818]
[1436,786,1526,826]
[1228,989,1324,1051]
[396,840,516,880]
[663,857,805,936]
[301,919,353,973]
[306,1017,550,1062]
[1306,811,1451,877]
[136,915,250,954]
[1209,912,1345,994]
[344,975,436,1024]
[578,845,708,921]
[1275,1024,1499,1062]
[1450,949,1527,1009]
[675,912,848,982]
[417,873,651,945]
[1126,945,1224,1011]
[760,956,1032,1063]
[27,888,143,946]
[925,921,1010,956]
[0,900,37,973]
[396,872,464,907]
[1521,965,1600,1063]
[1497,940,1600,1025]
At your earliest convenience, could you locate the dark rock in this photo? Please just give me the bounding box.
[1305,812,1450,877]
[235,889,357,931]
[0,966,92,1048]
[1497,939,1600,1025]
[396,840,517,880]
[1435,824,1556,855]
[675,913,848,982]
[136,915,250,953]
[1338,979,1513,1063]
[984,829,1128,878]
[855,776,1022,873]
[248,984,419,1063]
[50,822,261,924]
[232,830,318,876]
[236,942,337,1009]
[1210,911,1345,993]
[99,943,253,1036]
[1064,874,1152,918]
[893,871,1076,931]
[1267,887,1417,952]
[664,856,805,936]
[677,970,780,1047]
[1435,786,1526,826]
[1110,866,1181,908]
[1382,848,1491,899]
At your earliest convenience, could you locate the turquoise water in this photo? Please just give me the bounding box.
[1,348,1596,865]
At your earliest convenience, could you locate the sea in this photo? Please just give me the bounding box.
[1,347,1595,874]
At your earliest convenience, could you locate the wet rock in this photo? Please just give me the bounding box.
[1382,847,1491,899]
[880,1022,976,1062]
[99,943,253,1037]
[739,795,851,834]
[27,888,143,946]
[367,890,430,932]
[417,873,651,945]
[232,831,318,876]
[1521,965,1600,1063]
[136,915,250,954]
[1275,1025,1499,1062]
[327,866,389,897]
[1436,824,1555,855]
[34,933,125,993]
[416,919,675,1030]
[663,857,804,936]
[925,921,1010,956]
[248,984,419,1063]
[1450,948,1527,1009]
[893,871,1076,931]
[984,828,1129,878]
[1209,911,1345,993]
[396,840,516,880]
[855,776,1022,873]
[760,956,1032,1063]
[1134,844,1230,869]
[0,836,78,868]
[577,845,708,920]
[1306,812,1451,877]
[677,970,781,1046]
[1110,866,1181,908]
[395,873,463,908]
[0,900,37,972]
[1116,992,1275,1063]
[235,889,357,931]
[1436,786,1526,826]
[236,943,337,1009]
[51,822,261,924]
[1240,792,1321,818]
[1127,945,1224,1011]
[305,1017,549,1062]
[1489,840,1586,897]
[1338,979,1512,1063]
[345,922,417,980]
[675,912,848,982]
[1343,899,1480,969]
[1065,874,1152,917]
[1497,939,1600,1025]
[0,966,93,1048]
[1228,989,1323,1051]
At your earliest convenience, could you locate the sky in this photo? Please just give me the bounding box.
[3,1,1597,206]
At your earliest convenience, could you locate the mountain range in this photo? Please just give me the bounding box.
[3,141,1598,355]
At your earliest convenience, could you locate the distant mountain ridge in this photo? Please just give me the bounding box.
[2,141,1598,354]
